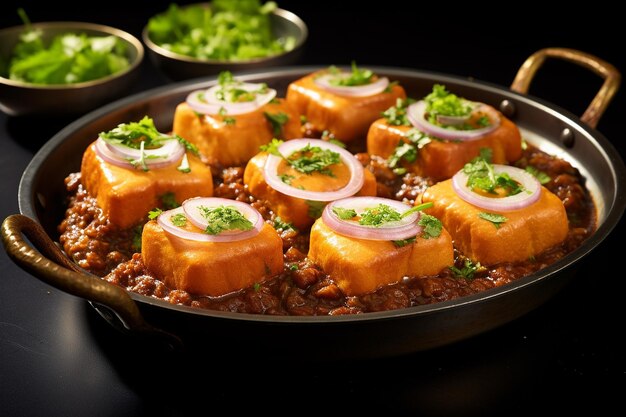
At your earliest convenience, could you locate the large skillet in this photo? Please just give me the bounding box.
[3,48,624,359]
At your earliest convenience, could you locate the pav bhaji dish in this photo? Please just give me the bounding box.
[58,66,596,315]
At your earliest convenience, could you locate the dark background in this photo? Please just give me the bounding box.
[1,1,624,416]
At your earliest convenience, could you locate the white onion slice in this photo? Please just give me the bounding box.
[263,139,365,202]
[95,137,185,170]
[186,82,277,116]
[179,197,263,241]
[322,197,423,241]
[314,73,390,97]
[157,199,263,242]
[407,100,500,141]
[451,164,541,212]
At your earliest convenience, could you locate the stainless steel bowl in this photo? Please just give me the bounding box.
[0,22,144,117]
[142,4,308,81]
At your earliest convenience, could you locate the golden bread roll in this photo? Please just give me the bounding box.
[243,151,377,230]
[286,70,406,142]
[366,113,522,181]
[172,98,301,167]
[421,180,568,265]
[81,142,213,229]
[308,218,454,296]
[142,221,283,296]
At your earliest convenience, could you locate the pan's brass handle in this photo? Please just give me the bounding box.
[511,47,621,129]
[1,214,182,350]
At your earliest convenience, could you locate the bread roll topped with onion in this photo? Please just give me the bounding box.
[367,84,522,180]
[243,138,377,231]
[308,197,454,296]
[173,71,301,167]
[81,116,213,229]
[421,153,568,265]
[286,63,406,143]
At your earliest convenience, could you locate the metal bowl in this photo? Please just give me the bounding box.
[0,22,144,117]
[142,4,308,81]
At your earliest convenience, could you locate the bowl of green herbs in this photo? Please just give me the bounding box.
[143,0,307,80]
[0,14,144,117]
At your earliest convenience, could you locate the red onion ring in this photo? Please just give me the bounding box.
[322,197,423,241]
[451,164,541,211]
[186,82,277,116]
[407,100,500,141]
[95,137,185,170]
[263,139,365,202]
[157,198,263,242]
[314,73,390,97]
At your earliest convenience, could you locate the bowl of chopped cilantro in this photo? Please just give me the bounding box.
[0,12,144,117]
[143,0,307,80]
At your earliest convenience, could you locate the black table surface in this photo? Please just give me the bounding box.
[2,2,625,416]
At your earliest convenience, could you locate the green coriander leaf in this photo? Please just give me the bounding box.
[260,138,283,156]
[401,202,434,218]
[478,212,508,229]
[392,237,416,247]
[286,144,341,176]
[332,206,357,220]
[273,216,297,232]
[418,213,442,239]
[160,192,179,209]
[382,97,415,126]
[148,208,163,220]
[264,111,289,137]
[306,200,326,219]
[288,263,299,271]
[253,282,261,291]
[359,204,402,226]
[279,174,295,185]
[449,258,481,279]
[131,225,143,252]
[328,61,374,86]
[424,84,473,124]
[199,205,253,235]
[170,213,187,227]
[328,138,347,148]
[525,166,551,184]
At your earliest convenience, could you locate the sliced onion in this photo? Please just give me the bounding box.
[407,100,500,141]
[451,164,541,211]
[263,139,365,202]
[180,197,263,241]
[436,113,471,126]
[322,197,423,241]
[186,82,277,116]
[314,73,389,97]
[157,198,263,243]
[95,137,185,170]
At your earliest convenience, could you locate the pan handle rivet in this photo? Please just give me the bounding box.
[499,100,515,118]
[560,128,575,148]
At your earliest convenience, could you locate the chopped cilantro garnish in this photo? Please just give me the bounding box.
[306,200,326,219]
[332,206,357,220]
[147,3,296,61]
[387,129,430,169]
[148,208,163,220]
[198,205,253,235]
[286,144,341,177]
[382,97,415,126]
[260,138,283,156]
[264,111,289,137]
[463,150,523,196]
[525,166,551,184]
[5,9,130,85]
[418,213,442,239]
[279,174,295,185]
[131,225,143,252]
[328,61,374,86]
[160,192,179,209]
[359,204,402,226]
[424,84,473,124]
[478,212,508,229]
[273,216,296,232]
[393,237,416,247]
[450,258,481,280]
[170,213,187,227]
